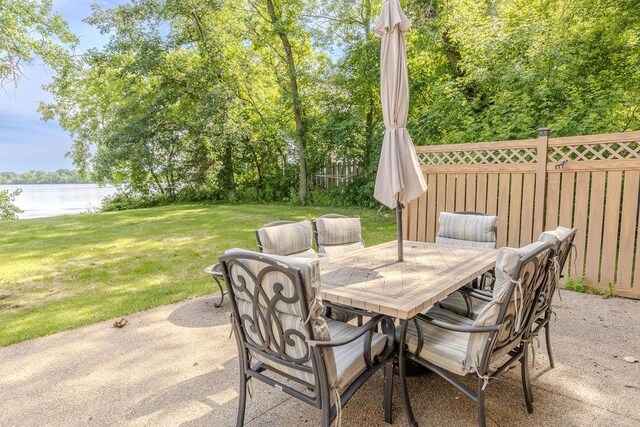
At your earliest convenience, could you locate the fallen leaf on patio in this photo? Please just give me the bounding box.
[113,318,128,328]
[623,356,638,363]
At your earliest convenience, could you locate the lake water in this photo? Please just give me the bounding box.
[0,184,118,219]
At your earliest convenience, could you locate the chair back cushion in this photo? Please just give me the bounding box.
[221,249,336,385]
[535,226,577,316]
[436,212,498,248]
[538,226,576,273]
[467,241,553,370]
[257,220,315,256]
[315,217,363,246]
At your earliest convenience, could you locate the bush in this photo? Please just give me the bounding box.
[0,189,22,220]
[309,176,379,208]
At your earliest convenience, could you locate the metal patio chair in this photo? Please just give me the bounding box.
[529,226,577,368]
[256,219,356,323]
[436,211,498,317]
[219,249,395,427]
[398,241,555,427]
[313,214,365,256]
[449,226,577,369]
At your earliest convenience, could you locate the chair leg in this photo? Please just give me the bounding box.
[383,359,394,424]
[521,346,534,414]
[545,320,555,368]
[476,377,486,427]
[398,321,418,427]
[320,388,331,427]
[236,372,247,427]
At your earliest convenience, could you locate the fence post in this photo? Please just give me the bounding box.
[534,127,550,237]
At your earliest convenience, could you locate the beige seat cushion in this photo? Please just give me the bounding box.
[401,312,472,376]
[326,318,387,393]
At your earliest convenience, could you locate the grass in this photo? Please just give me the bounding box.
[0,203,396,347]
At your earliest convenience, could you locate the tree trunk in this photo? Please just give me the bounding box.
[264,0,307,203]
[362,0,376,176]
[224,140,236,198]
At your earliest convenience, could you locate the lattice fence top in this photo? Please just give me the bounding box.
[417,147,537,166]
[547,141,640,162]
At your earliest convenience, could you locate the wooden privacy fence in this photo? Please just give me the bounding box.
[404,129,640,299]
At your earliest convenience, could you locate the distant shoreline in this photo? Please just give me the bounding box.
[0,184,117,219]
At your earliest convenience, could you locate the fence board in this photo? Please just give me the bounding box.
[497,174,510,247]
[409,196,419,241]
[465,173,477,212]
[520,173,535,245]
[508,174,523,247]
[585,172,606,283]
[616,171,640,290]
[558,173,575,228]
[425,174,437,242]
[573,173,590,275]
[435,174,447,240]
[600,171,622,286]
[476,174,487,213]
[545,174,561,230]
[486,174,498,216]
[417,190,427,242]
[455,174,466,212]
[445,174,456,212]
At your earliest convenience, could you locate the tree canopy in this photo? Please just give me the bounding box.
[0,0,77,88]
[39,0,640,206]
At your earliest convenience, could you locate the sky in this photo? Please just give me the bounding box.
[0,0,126,173]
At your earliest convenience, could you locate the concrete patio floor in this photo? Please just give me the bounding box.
[1,291,639,426]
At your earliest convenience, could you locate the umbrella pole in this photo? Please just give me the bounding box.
[397,202,404,262]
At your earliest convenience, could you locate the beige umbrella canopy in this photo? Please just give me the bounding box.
[374,0,427,261]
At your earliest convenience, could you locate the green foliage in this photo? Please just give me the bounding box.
[310,176,378,208]
[564,275,586,293]
[0,169,91,184]
[0,189,23,220]
[564,276,616,299]
[0,0,77,88]
[40,0,640,209]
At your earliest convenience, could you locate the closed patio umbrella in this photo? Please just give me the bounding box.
[374,0,427,261]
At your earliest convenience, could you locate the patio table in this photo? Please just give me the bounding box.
[319,240,497,320]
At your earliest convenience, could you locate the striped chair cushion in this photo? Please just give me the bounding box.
[436,212,497,246]
[437,291,473,318]
[319,241,365,257]
[224,249,337,384]
[244,313,387,390]
[538,226,574,245]
[315,217,363,246]
[257,221,315,256]
[327,319,387,393]
[402,311,472,376]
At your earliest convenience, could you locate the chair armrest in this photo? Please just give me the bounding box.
[458,287,493,302]
[415,313,501,333]
[324,302,375,318]
[308,314,386,348]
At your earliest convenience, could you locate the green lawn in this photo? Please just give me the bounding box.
[0,203,396,346]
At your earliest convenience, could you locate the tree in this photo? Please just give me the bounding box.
[0,0,77,88]
[0,189,22,220]
[41,0,235,198]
